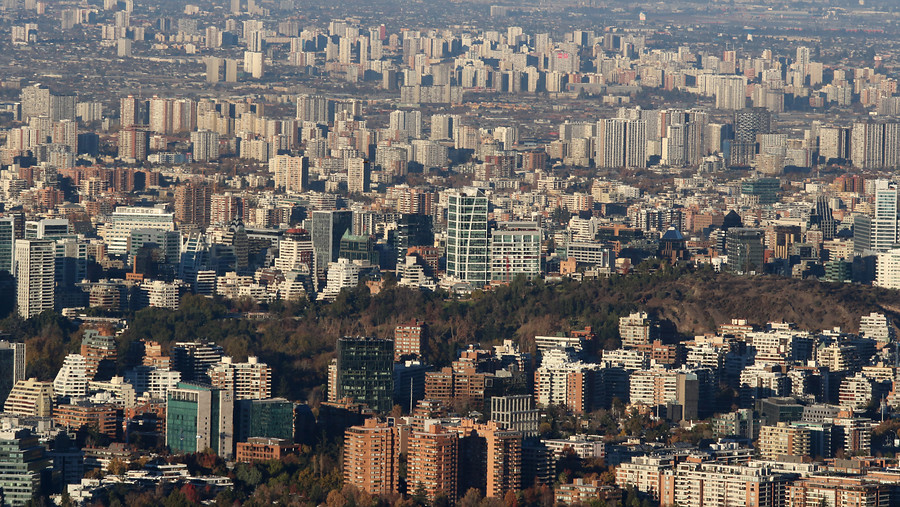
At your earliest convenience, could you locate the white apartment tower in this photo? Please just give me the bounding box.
[15,239,55,319]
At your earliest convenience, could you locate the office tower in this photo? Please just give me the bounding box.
[191,129,219,161]
[489,221,541,283]
[0,429,53,506]
[446,188,489,288]
[174,183,211,229]
[0,341,25,406]
[311,210,353,278]
[118,126,149,161]
[852,121,900,169]
[120,95,139,128]
[234,398,295,442]
[335,336,394,413]
[347,158,370,193]
[205,56,222,83]
[209,356,272,400]
[619,312,658,349]
[394,320,425,360]
[0,216,15,273]
[103,207,176,258]
[53,354,88,399]
[808,195,836,240]
[171,342,225,383]
[726,228,766,274]
[872,188,898,252]
[490,395,539,437]
[24,218,69,239]
[4,378,53,417]
[731,108,772,166]
[14,239,54,319]
[230,0,240,13]
[130,228,181,266]
[271,154,309,192]
[343,419,400,496]
[80,330,116,381]
[166,382,234,457]
[407,424,458,503]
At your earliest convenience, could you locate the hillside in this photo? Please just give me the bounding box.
[6,265,900,402]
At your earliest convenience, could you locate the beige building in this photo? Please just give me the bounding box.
[4,378,54,417]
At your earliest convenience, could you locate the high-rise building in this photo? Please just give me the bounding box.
[166,382,234,457]
[347,158,371,194]
[243,51,265,78]
[120,95,140,128]
[0,429,53,507]
[14,238,54,319]
[389,110,422,139]
[99,206,176,256]
[394,320,425,360]
[234,398,295,442]
[595,118,648,169]
[0,341,25,406]
[205,56,222,83]
[53,354,88,399]
[875,248,900,289]
[343,418,400,496]
[4,378,53,417]
[209,356,272,400]
[758,423,815,461]
[171,342,225,383]
[446,188,489,288]
[851,121,900,169]
[714,75,747,110]
[335,336,394,413]
[407,424,458,503]
[455,420,522,499]
[80,330,116,381]
[731,108,772,166]
[726,228,766,274]
[174,183,212,229]
[296,94,332,124]
[0,217,14,274]
[271,155,309,192]
[311,210,353,278]
[118,126,149,161]
[490,395,539,437]
[872,188,898,252]
[191,129,220,161]
[489,221,541,283]
[619,312,658,349]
